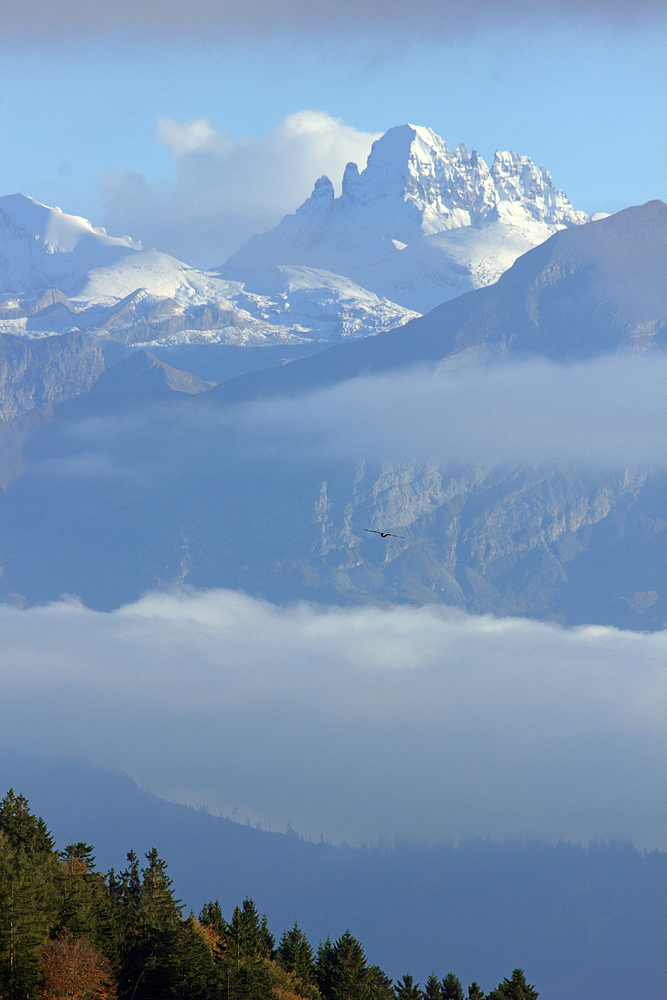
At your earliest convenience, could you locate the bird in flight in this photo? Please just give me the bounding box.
[365,529,405,538]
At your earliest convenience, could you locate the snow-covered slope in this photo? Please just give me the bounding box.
[0,196,416,347]
[0,194,140,296]
[1,124,588,343]
[223,125,589,312]
[211,201,667,405]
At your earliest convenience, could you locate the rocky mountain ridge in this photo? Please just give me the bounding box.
[0,393,662,628]
[0,122,589,369]
[211,201,667,406]
[0,195,416,350]
[0,200,663,628]
[223,124,590,312]
[0,196,416,417]
[0,127,590,416]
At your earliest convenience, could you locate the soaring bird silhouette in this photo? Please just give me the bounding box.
[364,529,404,538]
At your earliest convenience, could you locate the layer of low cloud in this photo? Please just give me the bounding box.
[102,111,380,267]
[1,587,665,848]
[33,356,667,491]
[6,0,665,44]
[207,354,667,470]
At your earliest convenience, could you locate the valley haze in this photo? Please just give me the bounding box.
[1,587,666,849]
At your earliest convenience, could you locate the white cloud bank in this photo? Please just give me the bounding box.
[1,587,665,848]
[214,354,667,470]
[102,111,380,268]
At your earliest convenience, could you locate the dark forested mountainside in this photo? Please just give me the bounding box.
[0,790,537,1000]
[2,763,665,1000]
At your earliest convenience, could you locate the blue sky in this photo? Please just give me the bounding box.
[2,12,666,263]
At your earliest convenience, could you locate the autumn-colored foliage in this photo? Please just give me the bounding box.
[41,931,115,1000]
[271,959,320,1000]
[190,918,222,954]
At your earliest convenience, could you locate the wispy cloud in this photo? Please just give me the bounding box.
[1,587,665,848]
[101,111,380,267]
[7,0,665,44]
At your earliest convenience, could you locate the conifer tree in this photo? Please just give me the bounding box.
[105,848,182,1000]
[333,930,369,1000]
[367,963,394,1000]
[487,969,538,1000]
[442,972,465,1000]
[315,936,337,1000]
[0,791,55,855]
[0,790,60,1000]
[317,930,370,1000]
[104,851,143,995]
[395,972,423,1000]
[277,922,316,984]
[467,984,485,1000]
[424,971,442,1000]
[168,915,219,1000]
[56,843,107,946]
[216,899,277,1000]
[141,848,181,928]
[226,898,275,964]
[199,900,227,939]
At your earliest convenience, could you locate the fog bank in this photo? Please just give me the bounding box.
[2,587,665,847]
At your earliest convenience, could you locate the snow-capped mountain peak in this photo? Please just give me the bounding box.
[295,175,335,219]
[0,125,591,348]
[0,194,140,254]
[335,124,498,236]
[222,123,589,311]
[0,194,141,296]
[0,193,416,351]
[335,123,586,235]
[489,151,586,227]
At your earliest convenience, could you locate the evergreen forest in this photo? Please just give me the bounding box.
[0,790,539,1000]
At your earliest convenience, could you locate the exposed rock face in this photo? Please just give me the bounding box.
[330,126,586,235]
[0,332,104,420]
[223,124,588,312]
[0,398,662,630]
[0,201,663,629]
[281,460,662,628]
[211,200,667,408]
